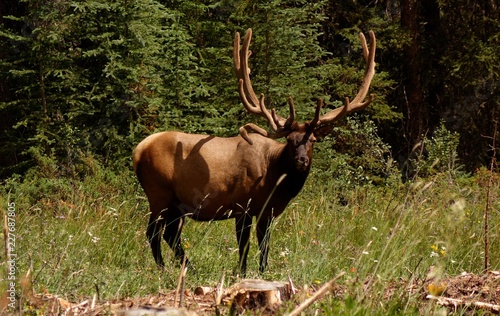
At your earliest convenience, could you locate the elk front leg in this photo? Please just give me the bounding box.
[256,217,273,273]
[235,212,252,274]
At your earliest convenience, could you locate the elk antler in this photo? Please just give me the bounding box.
[234,29,297,144]
[314,31,376,129]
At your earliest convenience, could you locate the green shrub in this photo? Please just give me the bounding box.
[312,117,399,195]
[412,121,464,179]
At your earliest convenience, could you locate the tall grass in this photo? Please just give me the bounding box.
[1,164,498,314]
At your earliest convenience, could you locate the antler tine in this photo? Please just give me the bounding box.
[361,32,370,61]
[317,31,376,126]
[259,93,279,131]
[272,97,296,129]
[266,96,297,138]
[309,98,323,128]
[233,31,241,76]
[285,97,296,127]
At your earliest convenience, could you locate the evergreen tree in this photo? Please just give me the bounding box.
[156,0,237,136]
[0,0,82,176]
[0,0,205,176]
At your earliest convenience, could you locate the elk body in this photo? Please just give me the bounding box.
[133,29,376,273]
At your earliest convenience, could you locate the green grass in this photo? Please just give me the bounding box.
[1,166,498,314]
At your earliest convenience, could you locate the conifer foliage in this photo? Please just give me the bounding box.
[0,0,204,176]
[0,0,498,179]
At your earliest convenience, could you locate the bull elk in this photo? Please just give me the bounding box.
[133,29,376,273]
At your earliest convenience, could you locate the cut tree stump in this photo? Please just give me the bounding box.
[225,279,292,312]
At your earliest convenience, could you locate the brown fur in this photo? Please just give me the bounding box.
[133,128,315,273]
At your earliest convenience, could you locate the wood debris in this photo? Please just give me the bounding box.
[15,270,500,315]
[425,270,500,314]
[427,295,500,314]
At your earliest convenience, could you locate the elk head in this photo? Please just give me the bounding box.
[233,28,376,171]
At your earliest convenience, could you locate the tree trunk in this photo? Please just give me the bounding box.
[400,0,426,177]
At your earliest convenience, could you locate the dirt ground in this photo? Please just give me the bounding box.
[10,270,500,315]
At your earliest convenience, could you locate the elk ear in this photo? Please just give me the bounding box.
[313,125,335,140]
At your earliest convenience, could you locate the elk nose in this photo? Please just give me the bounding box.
[297,156,309,167]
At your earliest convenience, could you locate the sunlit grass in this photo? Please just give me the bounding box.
[1,167,498,314]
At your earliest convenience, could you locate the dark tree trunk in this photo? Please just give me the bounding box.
[401,0,425,151]
[421,0,442,130]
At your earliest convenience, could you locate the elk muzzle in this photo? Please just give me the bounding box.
[287,131,315,172]
[295,155,310,170]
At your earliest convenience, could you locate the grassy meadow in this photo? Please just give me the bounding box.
[1,163,498,315]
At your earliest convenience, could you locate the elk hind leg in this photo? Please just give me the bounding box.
[163,210,188,266]
[146,210,167,268]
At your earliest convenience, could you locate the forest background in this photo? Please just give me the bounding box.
[0,0,498,181]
